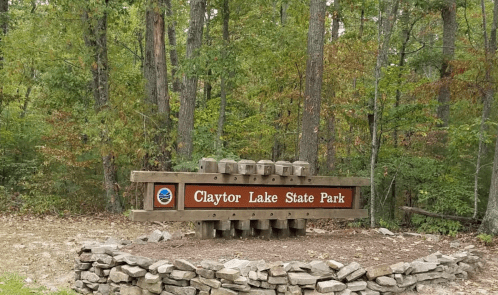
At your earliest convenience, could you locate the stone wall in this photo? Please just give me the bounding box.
[73,243,483,295]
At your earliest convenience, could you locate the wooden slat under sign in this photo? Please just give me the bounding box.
[130,171,370,187]
[130,208,368,222]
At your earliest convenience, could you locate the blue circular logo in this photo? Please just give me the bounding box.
[157,188,173,205]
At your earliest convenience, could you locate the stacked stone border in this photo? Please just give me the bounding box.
[74,243,483,295]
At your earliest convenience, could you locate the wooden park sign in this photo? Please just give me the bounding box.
[130,159,369,239]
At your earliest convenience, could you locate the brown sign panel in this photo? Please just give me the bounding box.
[184,185,353,209]
[154,184,176,208]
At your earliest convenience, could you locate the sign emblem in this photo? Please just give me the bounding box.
[157,187,173,205]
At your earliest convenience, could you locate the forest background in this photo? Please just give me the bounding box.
[1,0,498,236]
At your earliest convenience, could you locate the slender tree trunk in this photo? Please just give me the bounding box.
[370,0,399,227]
[83,1,122,213]
[202,4,211,110]
[479,134,498,235]
[437,0,457,128]
[178,0,206,161]
[0,0,8,108]
[216,0,230,155]
[299,0,326,175]
[474,0,497,219]
[165,0,180,92]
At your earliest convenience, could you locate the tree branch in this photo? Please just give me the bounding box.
[399,206,480,224]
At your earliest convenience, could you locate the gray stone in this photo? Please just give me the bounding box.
[268,276,288,285]
[216,268,241,281]
[410,261,438,274]
[288,272,318,285]
[458,262,474,273]
[277,285,287,293]
[75,262,92,270]
[198,277,222,288]
[201,260,225,271]
[366,281,404,293]
[336,290,352,295]
[390,262,409,274]
[109,267,130,283]
[121,255,154,269]
[269,265,287,277]
[199,291,210,295]
[258,271,269,281]
[224,259,251,276]
[450,241,460,248]
[80,271,100,283]
[261,281,277,289]
[358,290,380,295]
[248,279,261,287]
[415,271,443,282]
[162,278,189,287]
[197,268,216,279]
[137,277,163,294]
[365,264,392,280]
[121,265,147,277]
[234,276,248,285]
[160,292,176,295]
[149,260,170,274]
[145,272,161,284]
[93,254,113,265]
[316,280,347,293]
[397,275,418,288]
[170,270,197,280]
[347,281,367,291]
[120,285,142,295]
[163,285,197,295]
[222,283,251,292]
[174,259,197,271]
[246,289,277,295]
[97,284,111,295]
[148,229,164,243]
[286,261,310,272]
[303,290,333,295]
[375,276,396,286]
[211,287,239,295]
[326,260,344,270]
[378,228,394,236]
[191,278,212,292]
[346,268,366,281]
[286,285,301,295]
[162,231,173,241]
[157,264,175,274]
[337,262,361,280]
[248,271,258,281]
[452,252,468,263]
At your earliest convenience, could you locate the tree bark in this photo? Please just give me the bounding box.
[165,0,180,92]
[178,0,206,161]
[436,0,457,128]
[370,0,399,227]
[83,1,122,213]
[299,0,326,175]
[216,0,229,155]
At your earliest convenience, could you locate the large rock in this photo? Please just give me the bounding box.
[245,289,277,295]
[415,271,443,282]
[148,229,164,243]
[198,277,222,289]
[397,275,418,288]
[121,265,147,277]
[170,270,197,280]
[201,260,225,271]
[80,271,99,283]
[365,264,392,280]
[222,283,251,292]
[375,276,396,286]
[216,268,240,281]
[149,260,170,274]
[190,278,212,292]
[108,267,130,283]
[269,265,287,277]
[267,276,288,285]
[346,268,366,281]
[316,280,347,293]
[120,285,142,295]
[337,262,361,280]
[121,255,154,269]
[286,285,301,295]
[326,260,344,270]
[410,261,438,274]
[378,228,394,236]
[163,285,197,295]
[210,287,238,295]
[224,259,251,276]
[347,281,367,291]
[197,268,216,279]
[162,278,189,287]
[174,259,197,271]
[138,277,163,294]
[145,272,161,284]
[158,264,175,274]
[367,281,405,293]
[288,272,319,285]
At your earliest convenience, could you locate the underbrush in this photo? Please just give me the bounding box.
[0,273,76,295]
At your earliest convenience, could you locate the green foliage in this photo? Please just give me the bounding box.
[0,273,76,295]
[476,233,493,246]
[412,216,462,236]
[379,218,400,231]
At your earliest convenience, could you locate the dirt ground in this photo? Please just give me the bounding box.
[0,214,497,295]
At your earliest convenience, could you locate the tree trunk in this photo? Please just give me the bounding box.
[0,0,8,109]
[370,0,399,227]
[299,0,326,175]
[475,0,497,219]
[83,1,122,213]
[178,0,206,161]
[436,0,457,128]
[216,0,229,155]
[479,135,498,234]
[165,0,180,92]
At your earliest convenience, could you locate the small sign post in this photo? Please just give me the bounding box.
[130,159,369,239]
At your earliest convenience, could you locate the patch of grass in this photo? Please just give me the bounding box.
[0,273,76,295]
[477,233,494,246]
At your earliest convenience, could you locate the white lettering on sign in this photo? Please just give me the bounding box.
[285,192,314,203]
[248,191,278,203]
[320,192,345,203]
[194,190,241,206]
